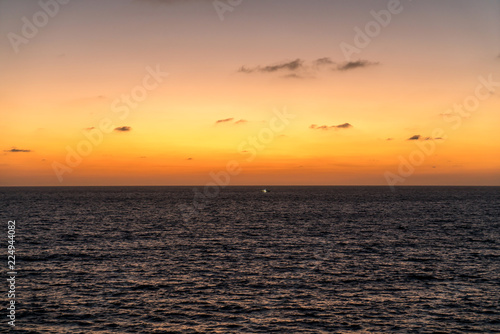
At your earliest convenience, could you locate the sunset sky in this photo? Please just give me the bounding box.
[1,0,499,186]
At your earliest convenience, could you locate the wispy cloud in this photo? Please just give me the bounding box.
[239,59,304,74]
[314,57,335,66]
[215,118,248,125]
[335,123,353,129]
[310,123,353,130]
[262,59,303,72]
[4,147,31,153]
[238,58,379,78]
[407,135,443,141]
[282,73,308,79]
[337,60,379,71]
[114,126,132,132]
[238,67,254,74]
[215,118,234,124]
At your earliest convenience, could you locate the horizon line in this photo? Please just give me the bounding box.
[1,185,499,188]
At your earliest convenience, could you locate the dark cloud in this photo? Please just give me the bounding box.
[337,60,379,71]
[335,123,352,129]
[386,138,394,141]
[314,57,335,66]
[215,118,234,124]
[238,58,379,77]
[4,147,31,153]
[310,123,353,130]
[238,59,304,74]
[262,59,303,72]
[186,157,193,160]
[114,126,132,132]
[408,135,443,141]
[84,127,95,131]
[235,119,248,124]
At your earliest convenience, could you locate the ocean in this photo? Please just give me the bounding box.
[1,186,499,333]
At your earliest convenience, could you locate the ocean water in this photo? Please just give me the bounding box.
[1,186,500,333]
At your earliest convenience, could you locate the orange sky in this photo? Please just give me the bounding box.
[1,0,499,186]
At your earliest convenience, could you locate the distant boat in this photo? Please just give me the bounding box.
[261,189,269,193]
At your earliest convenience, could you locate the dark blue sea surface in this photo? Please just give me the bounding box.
[1,186,500,333]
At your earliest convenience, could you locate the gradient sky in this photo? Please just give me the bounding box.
[1,0,499,186]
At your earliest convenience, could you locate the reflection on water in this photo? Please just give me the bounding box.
[2,186,499,333]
